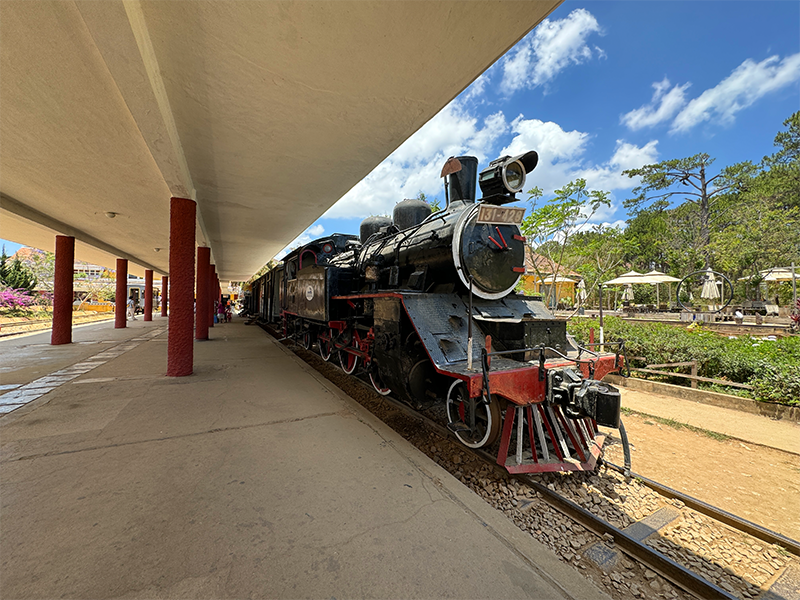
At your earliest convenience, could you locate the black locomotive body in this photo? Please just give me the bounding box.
[249,153,626,474]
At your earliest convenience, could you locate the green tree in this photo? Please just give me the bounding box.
[521,179,611,307]
[0,247,37,292]
[570,225,638,306]
[623,154,757,267]
[21,249,55,292]
[416,191,441,213]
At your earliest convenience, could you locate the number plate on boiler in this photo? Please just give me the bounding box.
[476,205,525,225]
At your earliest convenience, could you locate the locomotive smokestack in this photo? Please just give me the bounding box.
[447,156,478,206]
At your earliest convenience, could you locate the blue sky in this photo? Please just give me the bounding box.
[284,1,800,255]
[3,2,798,266]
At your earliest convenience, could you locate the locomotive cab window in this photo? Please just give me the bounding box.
[286,259,298,280]
[300,249,318,270]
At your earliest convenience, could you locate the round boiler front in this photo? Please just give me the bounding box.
[452,204,525,299]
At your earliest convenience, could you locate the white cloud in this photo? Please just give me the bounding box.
[671,53,800,133]
[574,140,659,219]
[323,105,509,219]
[277,223,325,258]
[501,8,603,94]
[621,78,690,130]
[323,112,658,228]
[501,118,658,223]
[501,119,658,194]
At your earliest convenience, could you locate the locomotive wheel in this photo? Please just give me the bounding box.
[318,337,332,361]
[445,380,501,449]
[339,350,358,375]
[301,331,312,350]
[369,371,391,396]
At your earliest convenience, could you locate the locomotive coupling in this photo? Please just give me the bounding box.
[547,368,622,429]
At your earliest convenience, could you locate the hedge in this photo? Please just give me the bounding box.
[566,316,800,406]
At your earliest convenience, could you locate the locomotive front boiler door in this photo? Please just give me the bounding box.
[453,204,525,300]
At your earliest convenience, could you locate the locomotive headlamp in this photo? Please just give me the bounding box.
[478,151,539,204]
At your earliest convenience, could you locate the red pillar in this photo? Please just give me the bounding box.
[115,258,128,329]
[144,269,153,321]
[51,235,75,345]
[161,276,168,317]
[196,247,210,340]
[209,264,216,328]
[167,197,196,377]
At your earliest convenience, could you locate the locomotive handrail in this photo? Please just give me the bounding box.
[481,341,629,382]
[484,345,602,365]
[391,212,450,263]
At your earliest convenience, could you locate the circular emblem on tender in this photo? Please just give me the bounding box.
[305,285,314,301]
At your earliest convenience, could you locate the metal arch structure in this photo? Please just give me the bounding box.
[0,0,562,284]
[676,270,734,313]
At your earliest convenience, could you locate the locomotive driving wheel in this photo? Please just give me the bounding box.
[339,349,358,374]
[369,371,391,395]
[301,331,312,350]
[445,380,501,449]
[318,333,333,361]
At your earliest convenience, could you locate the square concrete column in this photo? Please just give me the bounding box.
[161,276,168,317]
[115,258,128,329]
[167,197,196,377]
[51,235,74,345]
[196,247,210,340]
[144,270,154,321]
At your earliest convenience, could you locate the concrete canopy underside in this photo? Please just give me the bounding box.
[1,1,560,281]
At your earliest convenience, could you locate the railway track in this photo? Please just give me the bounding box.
[271,327,798,600]
[0,314,115,338]
[379,393,798,599]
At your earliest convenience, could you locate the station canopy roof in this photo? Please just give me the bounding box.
[0,0,561,282]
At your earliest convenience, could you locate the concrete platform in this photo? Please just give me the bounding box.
[0,318,608,599]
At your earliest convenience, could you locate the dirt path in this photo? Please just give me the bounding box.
[602,412,800,541]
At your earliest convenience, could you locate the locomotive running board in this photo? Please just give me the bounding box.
[497,404,605,474]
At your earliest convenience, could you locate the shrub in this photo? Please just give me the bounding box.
[0,287,35,309]
[567,316,800,406]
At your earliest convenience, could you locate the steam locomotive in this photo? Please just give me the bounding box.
[248,153,627,474]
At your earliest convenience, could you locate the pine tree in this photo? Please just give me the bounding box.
[0,247,37,292]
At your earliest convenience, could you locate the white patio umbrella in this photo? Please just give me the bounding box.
[762,268,795,282]
[604,270,645,286]
[640,270,681,284]
[537,275,577,283]
[577,279,587,304]
[640,270,681,307]
[700,269,720,308]
[622,285,635,301]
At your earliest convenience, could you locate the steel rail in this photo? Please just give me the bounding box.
[604,461,800,556]
[338,370,736,600]
[280,335,767,600]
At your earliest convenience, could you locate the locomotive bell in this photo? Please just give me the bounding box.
[478,151,538,204]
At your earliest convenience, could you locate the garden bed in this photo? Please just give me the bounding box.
[567,316,800,407]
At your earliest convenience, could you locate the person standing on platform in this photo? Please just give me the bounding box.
[217,300,226,324]
[127,295,137,321]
